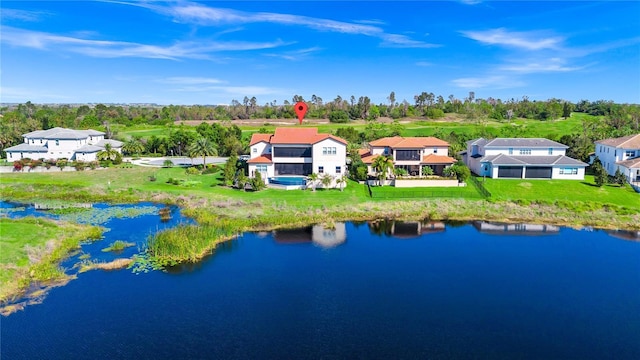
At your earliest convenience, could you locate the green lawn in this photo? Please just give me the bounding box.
[0,217,101,302]
[369,183,481,199]
[482,175,640,210]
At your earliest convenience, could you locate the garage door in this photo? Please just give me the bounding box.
[525,167,552,179]
[497,166,523,178]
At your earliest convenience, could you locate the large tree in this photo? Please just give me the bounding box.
[372,155,394,186]
[188,137,218,167]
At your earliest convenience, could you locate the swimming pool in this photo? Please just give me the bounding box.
[269,176,308,186]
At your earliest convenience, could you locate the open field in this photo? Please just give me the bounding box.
[112,114,590,142]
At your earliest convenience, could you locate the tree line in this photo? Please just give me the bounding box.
[1,96,639,161]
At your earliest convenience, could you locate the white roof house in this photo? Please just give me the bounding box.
[4,127,122,162]
[594,134,640,186]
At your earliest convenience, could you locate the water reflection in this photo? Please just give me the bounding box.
[368,219,445,239]
[272,223,347,248]
[606,229,640,242]
[472,221,560,235]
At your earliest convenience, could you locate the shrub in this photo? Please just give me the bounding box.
[185,166,200,175]
[422,166,434,176]
[74,160,86,171]
[88,161,98,170]
[163,159,174,168]
[56,158,68,171]
[13,160,24,172]
[250,171,266,191]
[329,110,349,123]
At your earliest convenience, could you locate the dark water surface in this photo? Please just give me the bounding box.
[1,211,639,359]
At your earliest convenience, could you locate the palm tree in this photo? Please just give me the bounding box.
[320,174,333,189]
[188,137,217,167]
[372,155,394,186]
[307,173,319,191]
[122,136,145,157]
[335,175,346,191]
[97,143,120,161]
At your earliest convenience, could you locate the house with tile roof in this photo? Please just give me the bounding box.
[594,134,640,185]
[4,127,122,162]
[359,136,456,176]
[247,128,347,188]
[462,138,587,180]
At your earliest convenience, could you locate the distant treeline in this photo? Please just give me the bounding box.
[1,94,638,161]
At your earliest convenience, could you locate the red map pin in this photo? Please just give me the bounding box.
[294,101,308,125]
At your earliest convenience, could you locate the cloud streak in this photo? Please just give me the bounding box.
[117,1,439,49]
[1,26,291,60]
[461,28,563,50]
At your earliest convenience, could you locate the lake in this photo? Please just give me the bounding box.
[1,206,639,359]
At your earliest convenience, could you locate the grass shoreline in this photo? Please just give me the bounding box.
[1,167,638,265]
[0,217,102,306]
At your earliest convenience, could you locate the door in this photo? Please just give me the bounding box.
[497,166,523,178]
[525,167,552,179]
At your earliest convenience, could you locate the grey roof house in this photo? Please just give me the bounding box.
[461,138,587,180]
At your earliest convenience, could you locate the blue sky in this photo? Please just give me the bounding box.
[1,1,639,105]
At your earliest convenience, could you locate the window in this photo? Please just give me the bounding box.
[396,150,420,160]
[252,148,257,153]
[40,139,42,144]
[626,150,636,157]
[336,166,341,174]
[559,168,578,175]
[383,147,390,155]
[508,148,513,155]
[256,164,267,173]
[323,147,336,155]
[273,147,311,157]
[55,140,59,146]
[433,148,438,154]
[548,148,553,155]
[519,149,531,155]
[318,166,324,174]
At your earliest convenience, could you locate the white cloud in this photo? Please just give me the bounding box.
[170,85,289,97]
[1,9,51,22]
[461,28,563,50]
[1,26,291,60]
[452,75,525,89]
[158,77,227,85]
[415,61,433,67]
[116,1,439,49]
[499,58,587,73]
[264,47,323,61]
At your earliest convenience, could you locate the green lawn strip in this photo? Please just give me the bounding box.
[482,175,640,210]
[0,217,102,303]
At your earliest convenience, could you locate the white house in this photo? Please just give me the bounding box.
[4,127,122,162]
[359,136,456,176]
[462,138,587,180]
[247,127,348,188]
[594,134,640,184]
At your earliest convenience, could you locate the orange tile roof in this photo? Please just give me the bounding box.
[249,133,272,146]
[358,148,371,156]
[368,136,404,147]
[421,154,456,164]
[369,136,449,148]
[247,154,272,164]
[361,153,381,164]
[266,127,347,145]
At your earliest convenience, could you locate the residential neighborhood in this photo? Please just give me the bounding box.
[461,138,588,180]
